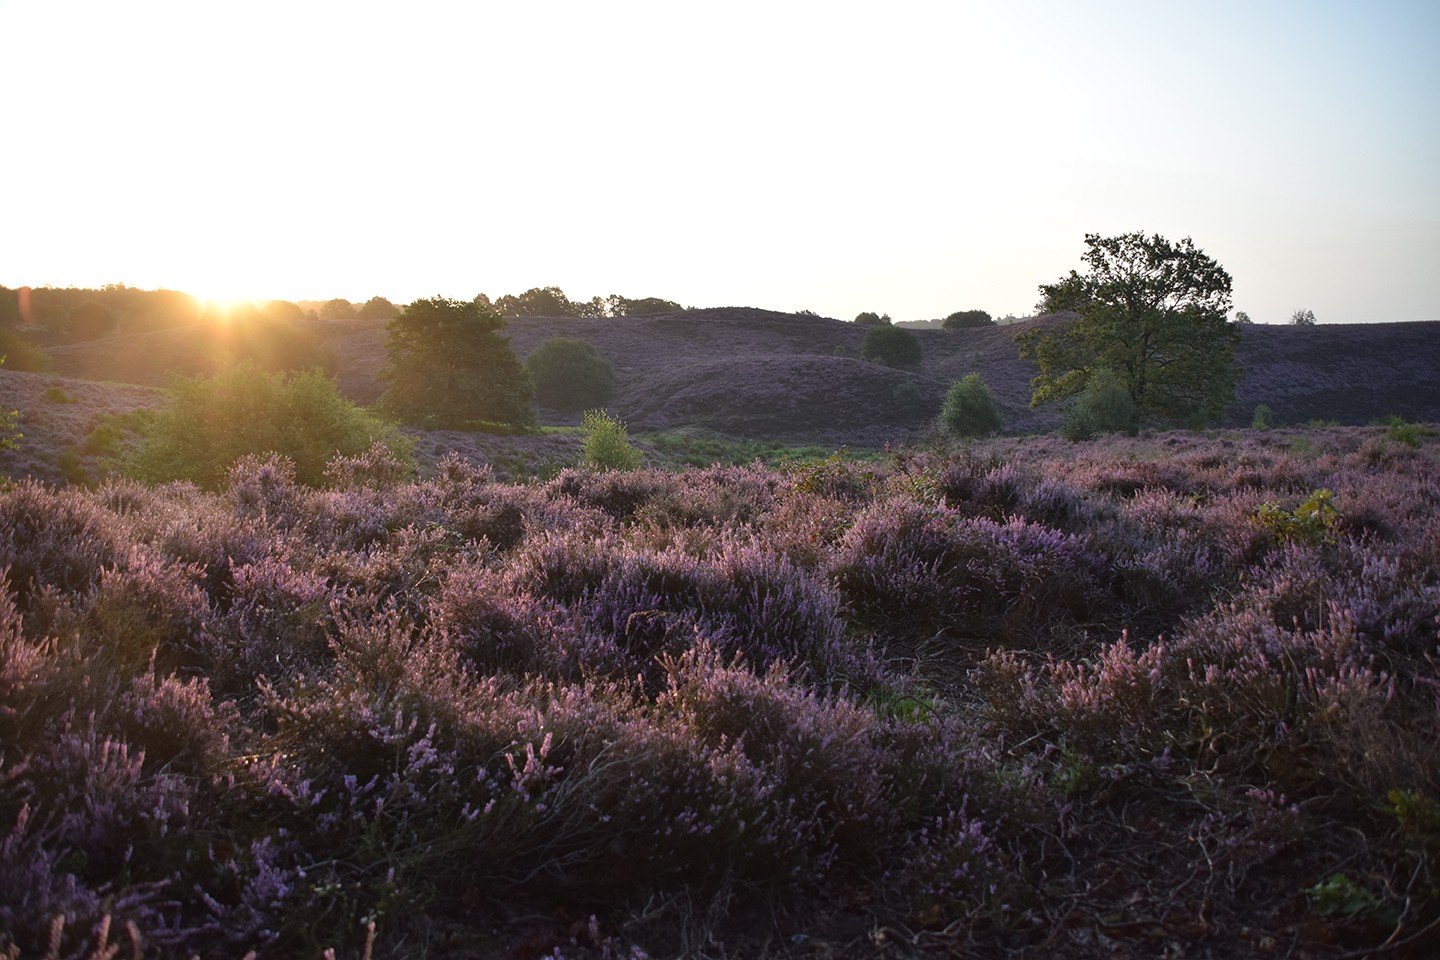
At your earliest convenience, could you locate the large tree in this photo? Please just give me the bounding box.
[379,297,534,429]
[1018,232,1238,425]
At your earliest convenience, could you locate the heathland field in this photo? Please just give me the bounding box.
[2,427,1438,958]
[1,306,1438,957]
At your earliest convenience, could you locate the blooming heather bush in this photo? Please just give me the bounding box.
[830,498,1118,649]
[656,645,894,877]
[226,452,303,527]
[1,429,1437,956]
[322,439,413,490]
[0,481,124,611]
[84,547,215,674]
[434,562,619,679]
[934,457,1100,532]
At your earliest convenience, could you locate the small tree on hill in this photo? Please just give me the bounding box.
[525,337,615,410]
[380,297,534,429]
[862,325,922,370]
[941,373,1002,438]
[854,311,892,326]
[942,309,994,329]
[1019,231,1238,426]
[358,296,398,320]
[1233,311,1253,325]
[319,298,357,320]
[1290,309,1316,326]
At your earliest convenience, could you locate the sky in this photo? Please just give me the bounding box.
[2,0,1437,324]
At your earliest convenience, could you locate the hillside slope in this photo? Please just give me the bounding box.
[37,310,1440,450]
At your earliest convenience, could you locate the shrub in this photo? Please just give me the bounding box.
[1062,368,1137,440]
[42,385,77,404]
[1252,403,1274,429]
[124,363,411,488]
[942,309,993,329]
[0,328,51,372]
[854,311,891,326]
[941,373,1002,438]
[581,409,643,471]
[1384,415,1429,448]
[862,325,922,369]
[524,337,615,410]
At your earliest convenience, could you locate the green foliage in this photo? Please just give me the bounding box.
[319,298,357,320]
[641,431,831,468]
[1252,488,1340,546]
[1308,873,1379,919]
[853,311,892,326]
[42,385,77,404]
[524,337,616,410]
[1290,308,1316,326]
[783,448,883,499]
[357,296,398,320]
[941,373,1002,439]
[379,297,535,429]
[1233,310,1253,324]
[0,285,18,326]
[0,357,19,451]
[605,294,683,316]
[1019,232,1238,425]
[496,286,587,318]
[1251,403,1274,429]
[942,309,994,329]
[65,300,118,340]
[581,409,643,471]
[1061,367,1138,441]
[862,325,922,370]
[891,381,924,407]
[0,327,52,372]
[125,363,411,488]
[1383,415,1430,448]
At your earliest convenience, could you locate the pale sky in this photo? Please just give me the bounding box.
[3,0,1437,324]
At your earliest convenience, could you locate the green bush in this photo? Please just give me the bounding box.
[581,409,642,471]
[1251,404,1273,429]
[524,337,615,410]
[1062,368,1137,440]
[1384,415,1429,448]
[942,309,993,329]
[941,373,1002,438]
[126,363,412,488]
[0,328,52,372]
[862,325,922,370]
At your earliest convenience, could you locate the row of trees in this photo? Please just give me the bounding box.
[483,287,683,319]
[854,309,997,329]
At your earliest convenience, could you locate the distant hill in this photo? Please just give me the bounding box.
[14,309,1438,484]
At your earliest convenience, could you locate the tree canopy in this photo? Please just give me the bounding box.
[379,297,534,429]
[942,309,994,329]
[1018,232,1238,425]
[862,325,922,370]
[525,337,615,410]
[853,311,892,326]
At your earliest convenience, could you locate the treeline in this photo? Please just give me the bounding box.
[482,286,684,319]
[0,285,400,343]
